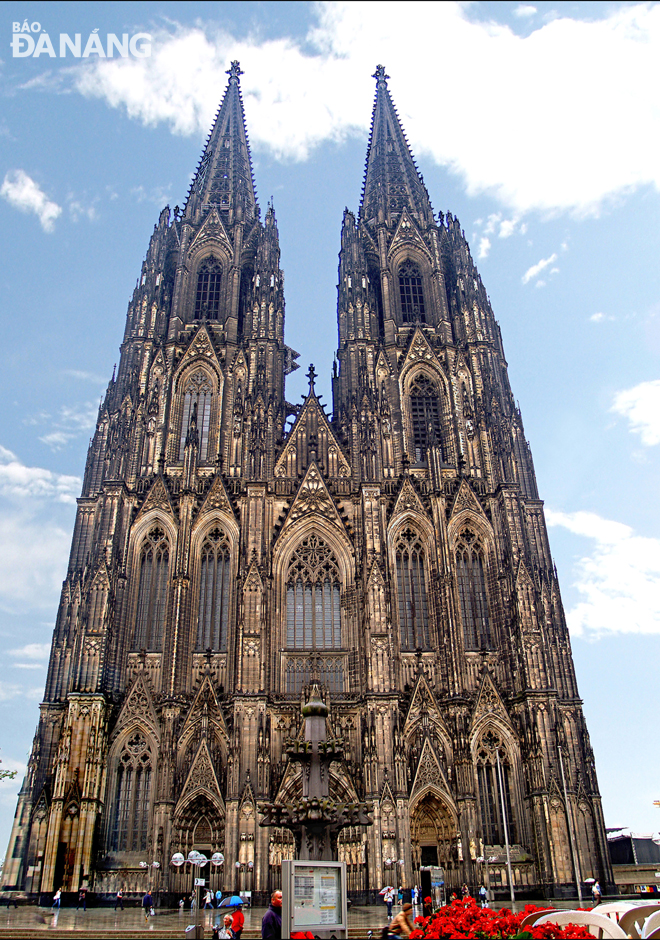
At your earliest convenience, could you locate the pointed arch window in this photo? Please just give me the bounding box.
[134,526,169,651]
[285,535,342,650]
[476,729,517,845]
[197,527,231,651]
[179,370,213,460]
[195,257,222,320]
[409,374,443,463]
[109,732,153,852]
[399,259,426,323]
[395,527,431,650]
[456,529,491,650]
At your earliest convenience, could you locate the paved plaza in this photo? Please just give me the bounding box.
[0,901,393,939]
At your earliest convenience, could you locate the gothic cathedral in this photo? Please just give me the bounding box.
[3,63,612,901]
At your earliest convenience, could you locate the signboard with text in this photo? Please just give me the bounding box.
[282,860,347,939]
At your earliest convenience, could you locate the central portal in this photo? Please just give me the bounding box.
[410,792,458,889]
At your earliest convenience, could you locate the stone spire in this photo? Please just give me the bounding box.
[184,60,258,224]
[359,65,434,228]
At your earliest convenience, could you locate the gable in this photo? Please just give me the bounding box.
[135,476,175,523]
[187,207,233,258]
[274,395,350,480]
[198,474,236,521]
[471,673,511,733]
[174,325,224,384]
[115,673,160,741]
[388,208,432,263]
[278,462,347,538]
[410,737,450,800]
[390,477,428,523]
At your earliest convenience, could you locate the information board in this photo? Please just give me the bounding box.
[282,860,347,939]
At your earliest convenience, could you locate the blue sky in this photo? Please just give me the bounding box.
[1,1,659,858]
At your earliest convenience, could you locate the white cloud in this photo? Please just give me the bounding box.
[67,197,97,222]
[70,2,660,215]
[612,379,660,445]
[36,401,98,451]
[514,5,537,17]
[478,236,491,259]
[0,170,61,232]
[62,369,106,384]
[590,312,615,322]
[521,252,558,284]
[0,449,76,614]
[9,643,51,660]
[0,446,80,503]
[546,509,660,638]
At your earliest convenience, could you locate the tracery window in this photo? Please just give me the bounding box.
[395,528,431,650]
[409,375,443,463]
[197,527,231,651]
[456,528,491,650]
[194,257,222,319]
[285,657,344,696]
[179,370,212,461]
[109,732,153,852]
[285,535,343,695]
[398,259,426,323]
[134,526,169,650]
[476,729,517,845]
[285,535,342,651]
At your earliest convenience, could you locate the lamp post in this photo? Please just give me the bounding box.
[171,851,206,939]
[211,852,224,901]
[495,750,515,905]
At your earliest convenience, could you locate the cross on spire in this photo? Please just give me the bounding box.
[307,363,316,391]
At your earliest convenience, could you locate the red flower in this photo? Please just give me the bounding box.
[407,899,592,939]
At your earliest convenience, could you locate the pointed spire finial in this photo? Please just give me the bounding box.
[227,60,243,84]
[372,64,389,86]
[307,363,316,391]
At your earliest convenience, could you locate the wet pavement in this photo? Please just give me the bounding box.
[0,901,393,938]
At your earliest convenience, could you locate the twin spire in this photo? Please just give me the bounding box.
[360,65,435,228]
[185,62,433,230]
[184,60,258,223]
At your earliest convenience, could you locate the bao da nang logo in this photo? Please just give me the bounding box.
[11,22,152,57]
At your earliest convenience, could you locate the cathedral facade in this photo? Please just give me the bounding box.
[3,63,612,902]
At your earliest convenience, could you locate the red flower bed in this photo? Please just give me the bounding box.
[409,899,593,939]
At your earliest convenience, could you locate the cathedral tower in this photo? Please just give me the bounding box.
[3,64,611,902]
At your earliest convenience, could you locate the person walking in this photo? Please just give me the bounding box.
[52,887,62,910]
[115,887,124,911]
[76,886,87,911]
[592,881,602,906]
[261,889,282,940]
[478,884,487,908]
[383,885,395,918]
[231,899,245,939]
[142,888,153,923]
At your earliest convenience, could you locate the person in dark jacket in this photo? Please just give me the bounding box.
[261,889,282,939]
[142,889,153,922]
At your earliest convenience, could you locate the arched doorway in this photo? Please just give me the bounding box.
[410,791,458,895]
[170,794,225,898]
